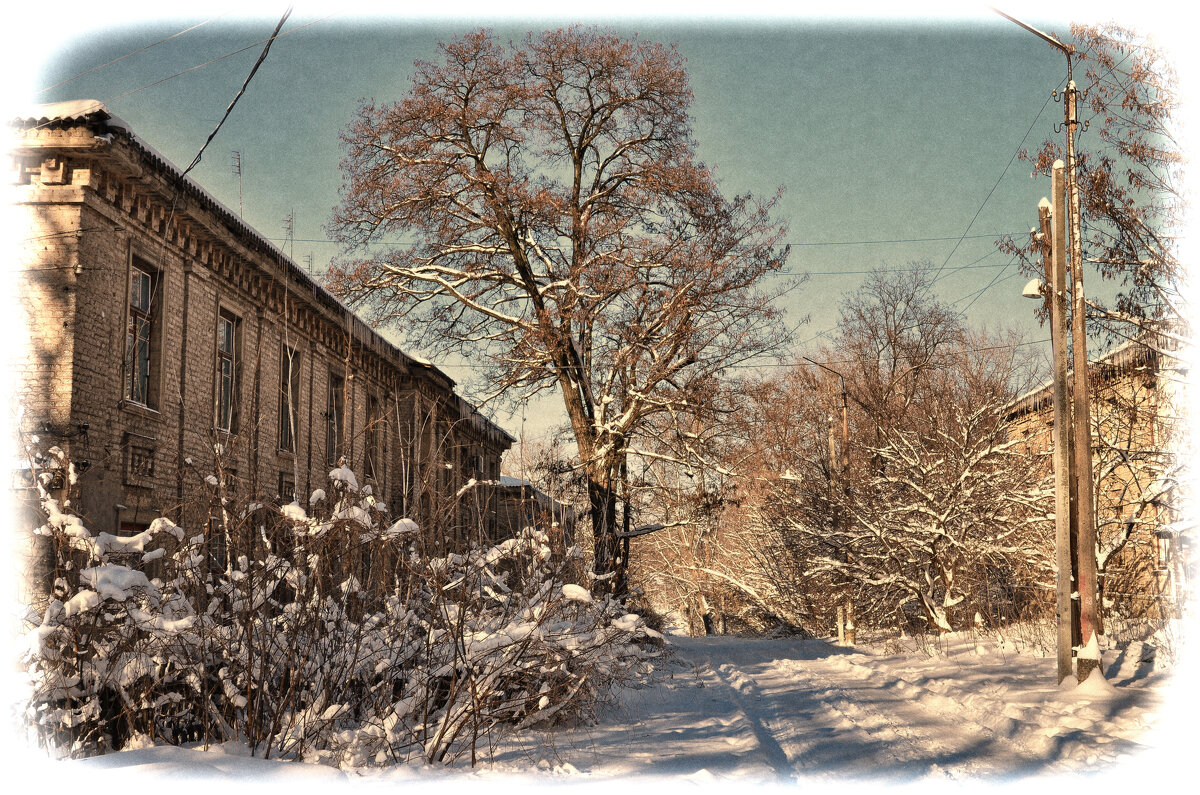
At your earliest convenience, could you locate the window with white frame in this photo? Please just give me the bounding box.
[126,264,159,407]
[215,311,241,432]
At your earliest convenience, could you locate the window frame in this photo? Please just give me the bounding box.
[326,370,346,466]
[278,345,301,452]
[214,309,241,433]
[125,263,160,408]
[365,393,382,481]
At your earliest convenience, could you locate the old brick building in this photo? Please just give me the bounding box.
[1004,333,1186,621]
[11,100,514,560]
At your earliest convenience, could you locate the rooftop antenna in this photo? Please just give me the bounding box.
[283,210,295,260]
[303,253,314,274]
[230,150,243,218]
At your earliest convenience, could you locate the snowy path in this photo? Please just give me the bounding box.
[60,631,1180,788]
[481,632,1170,785]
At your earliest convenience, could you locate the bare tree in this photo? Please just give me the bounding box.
[1010,23,1186,344]
[1087,339,1185,634]
[327,28,790,592]
[645,267,1053,637]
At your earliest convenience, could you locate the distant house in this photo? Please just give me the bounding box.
[10,101,515,593]
[1004,331,1186,620]
[493,475,578,544]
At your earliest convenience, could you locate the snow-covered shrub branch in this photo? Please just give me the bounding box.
[770,406,1053,634]
[20,455,664,764]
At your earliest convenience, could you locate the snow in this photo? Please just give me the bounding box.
[328,466,359,491]
[1077,632,1102,660]
[561,584,592,603]
[44,628,1181,788]
[280,501,307,521]
[499,475,534,487]
[1073,666,1119,698]
[384,517,419,537]
[79,565,152,601]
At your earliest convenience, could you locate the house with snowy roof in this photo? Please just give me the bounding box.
[9,101,516,593]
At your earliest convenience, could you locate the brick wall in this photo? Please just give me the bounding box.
[11,108,514,581]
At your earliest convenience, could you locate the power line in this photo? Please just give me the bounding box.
[799,263,1008,277]
[720,336,1052,370]
[27,14,336,132]
[37,16,225,94]
[930,80,1063,285]
[180,8,292,180]
[790,233,1015,247]
[437,336,1053,373]
[791,251,1017,350]
[954,262,1022,314]
[267,231,1024,249]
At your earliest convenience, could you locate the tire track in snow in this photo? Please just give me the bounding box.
[697,660,799,780]
[709,646,967,781]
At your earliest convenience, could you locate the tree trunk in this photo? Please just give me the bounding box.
[588,474,621,596]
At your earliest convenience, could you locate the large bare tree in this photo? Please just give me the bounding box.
[327,28,790,589]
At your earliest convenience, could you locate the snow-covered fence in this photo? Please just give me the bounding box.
[19,450,664,764]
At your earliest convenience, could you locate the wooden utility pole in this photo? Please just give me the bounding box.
[807,355,856,645]
[838,387,855,644]
[1041,167,1074,684]
[996,5,1104,685]
[1063,76,1103,682]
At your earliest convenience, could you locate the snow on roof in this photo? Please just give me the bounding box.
[1003,332,1170,418]
[9,99,112,123]
[499,476,534,488]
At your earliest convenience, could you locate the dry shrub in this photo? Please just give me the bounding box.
[19,450,664,766]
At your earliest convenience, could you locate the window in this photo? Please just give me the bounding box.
[279,346,301,452]
[125,264,159,407]
[208,516,228,573]
[365,395,381,480]
[125,445,155,487]
[215,311,241,432]
[327,372,345,466]
[278,471,296,504]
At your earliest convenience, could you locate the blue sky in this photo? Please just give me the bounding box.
[5,2,1194,441]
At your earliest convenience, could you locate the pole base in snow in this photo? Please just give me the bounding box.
[1077,657,1101,683]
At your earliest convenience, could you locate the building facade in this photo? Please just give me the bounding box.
[1004,333,1186,621]
[10,101,515,568]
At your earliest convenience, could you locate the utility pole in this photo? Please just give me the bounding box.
[805,356,855,645]
[998,6,1103,683]
[1039,165,1074,683]
[283,210,295,260]
[231,150,244,218]
[1061,72,1103,683]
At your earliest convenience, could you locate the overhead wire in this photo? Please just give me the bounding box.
[27,12,336,132]
[929,82,1061,285]
[36,16,226,94]
[180,7,293,180]
[790,79,1067,353]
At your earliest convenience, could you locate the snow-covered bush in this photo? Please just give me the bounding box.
[20,458,664,765]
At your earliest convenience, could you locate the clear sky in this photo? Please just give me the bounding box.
[4,1,1194,444]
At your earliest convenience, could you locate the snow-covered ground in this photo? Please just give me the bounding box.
[20,629,1192,791]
